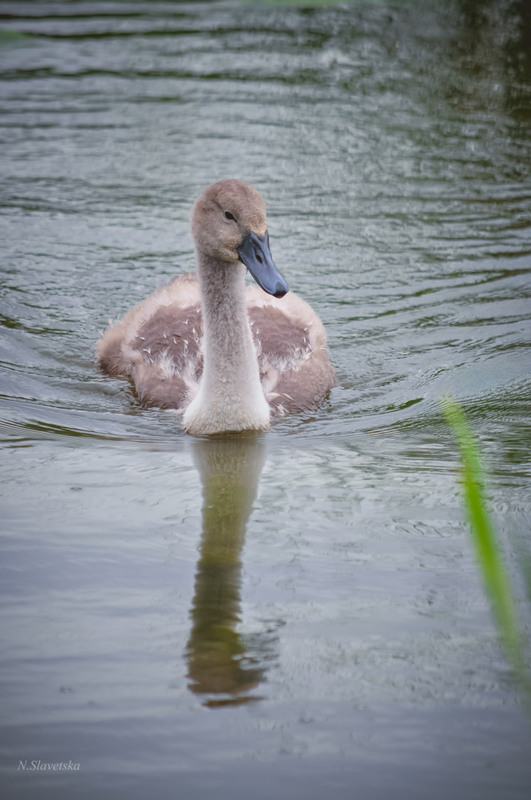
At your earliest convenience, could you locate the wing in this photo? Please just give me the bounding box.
[96,274,203,410]
[246,286,335,415]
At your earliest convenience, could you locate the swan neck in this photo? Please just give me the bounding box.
[198,253,251,367]
[182,251,270,434]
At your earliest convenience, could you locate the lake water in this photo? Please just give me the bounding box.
[1,1,531,798]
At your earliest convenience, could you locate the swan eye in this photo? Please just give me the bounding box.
[224,211,236,221]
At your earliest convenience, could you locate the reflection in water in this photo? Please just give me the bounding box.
[185,433,270,707]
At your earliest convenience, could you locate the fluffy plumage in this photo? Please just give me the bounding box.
[96,180,335,434]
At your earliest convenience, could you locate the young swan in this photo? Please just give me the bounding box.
[96,179,335,435]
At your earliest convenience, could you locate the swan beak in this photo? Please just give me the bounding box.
[237,230,289,298]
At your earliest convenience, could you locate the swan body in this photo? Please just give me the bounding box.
[96,180,335,435]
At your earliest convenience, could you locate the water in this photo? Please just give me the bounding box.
[1,0,531,797]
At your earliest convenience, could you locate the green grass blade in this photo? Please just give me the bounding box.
[442,398,528,687]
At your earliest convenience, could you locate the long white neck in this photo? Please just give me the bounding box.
[182,252,270,435]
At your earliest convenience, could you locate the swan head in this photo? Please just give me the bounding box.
[191,179,289,298]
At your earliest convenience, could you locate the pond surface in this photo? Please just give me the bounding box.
[1,1,531,798]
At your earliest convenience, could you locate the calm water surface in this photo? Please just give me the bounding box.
[1,1,531,798]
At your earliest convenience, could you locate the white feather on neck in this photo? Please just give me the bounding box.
[183,252,270,435]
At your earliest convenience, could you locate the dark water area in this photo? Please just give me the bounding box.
[1,1,531,798]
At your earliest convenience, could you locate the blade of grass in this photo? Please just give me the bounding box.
[442,398,528,689]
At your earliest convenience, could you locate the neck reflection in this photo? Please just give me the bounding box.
[185,432,269,707]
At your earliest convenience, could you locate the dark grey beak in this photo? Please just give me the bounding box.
[237,230,289,298]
